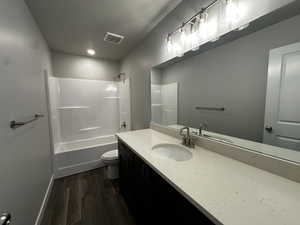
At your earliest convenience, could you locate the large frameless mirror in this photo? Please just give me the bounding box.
[151,0,300,164]
[151,2,300,164]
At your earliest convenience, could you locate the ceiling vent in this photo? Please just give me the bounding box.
[104,32,124,45]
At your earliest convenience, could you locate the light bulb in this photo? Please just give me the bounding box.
[190,31,199,51]
[207,18,218,40]
[180,26,191,53]
[166,35,173,53]
[173,43,183,57]
[226,0,240,25]
[190,17,200,51]
[180,28,187,44]
[199,12,208,40]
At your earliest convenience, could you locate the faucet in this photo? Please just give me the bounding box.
[198,123,208,136]
[197,123,233,144]
[179,127,195,148]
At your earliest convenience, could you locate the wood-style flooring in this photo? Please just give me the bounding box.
[41,168,136,225]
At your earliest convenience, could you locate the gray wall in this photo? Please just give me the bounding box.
[0,0,53,225]
[121,0,203,130]
[121,0,300,136]
[52,51,120,81]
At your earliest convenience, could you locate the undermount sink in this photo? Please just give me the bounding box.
[152,143,193,162]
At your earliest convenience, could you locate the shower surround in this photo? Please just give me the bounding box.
[47,77,131,177]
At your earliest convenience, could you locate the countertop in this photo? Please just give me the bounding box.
[116,129,300,225]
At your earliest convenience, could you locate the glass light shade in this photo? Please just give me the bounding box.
[180,28,187,45]
[198,12,209,44]
[226,0,240,26]
[167,36,173,54]
[207,18,218,40]
[190,16,201,51]
[173,43,184,57]
[173,30,184,57]
[183,24,195,52]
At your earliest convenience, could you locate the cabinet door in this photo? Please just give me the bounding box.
[118,141,135,212]
[150,169,214,225]
[118,141,146,223]
[118,141,127,196]
[118,140,215,225]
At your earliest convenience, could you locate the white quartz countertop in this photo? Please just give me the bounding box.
[116,129,300,225]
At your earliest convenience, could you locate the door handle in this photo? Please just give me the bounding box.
[1,213,11,225]
[265,126,273,133]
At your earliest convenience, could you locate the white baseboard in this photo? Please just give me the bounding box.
[34,174,54,225]
[54,158,105,179]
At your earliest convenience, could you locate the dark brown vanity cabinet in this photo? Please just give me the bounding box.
[118,139,215,225]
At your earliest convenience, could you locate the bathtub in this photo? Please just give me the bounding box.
[54,135,117,178]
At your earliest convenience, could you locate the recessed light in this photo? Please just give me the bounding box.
[87,49,96,56]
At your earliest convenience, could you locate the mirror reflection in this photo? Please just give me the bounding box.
[151,42,300,163]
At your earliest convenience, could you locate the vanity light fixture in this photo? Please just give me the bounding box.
[87,49,96,56]
[165,0,247,58]
[165,0,218,57]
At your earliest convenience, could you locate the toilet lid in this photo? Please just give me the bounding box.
[102,150,118,160]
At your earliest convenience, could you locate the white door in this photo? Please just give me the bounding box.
[264,42,300,151]
[118,78,131,132]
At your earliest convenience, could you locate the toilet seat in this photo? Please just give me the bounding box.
[101,150,119,179]
[101,150,118,161]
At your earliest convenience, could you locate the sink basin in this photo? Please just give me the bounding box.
[152,144,192,162]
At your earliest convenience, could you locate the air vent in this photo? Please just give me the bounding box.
[104,32,124,44]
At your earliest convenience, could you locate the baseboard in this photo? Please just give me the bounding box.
[54,158,105,179]
[34,174,54,225]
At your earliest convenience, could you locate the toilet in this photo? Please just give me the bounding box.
[101,150,119,179]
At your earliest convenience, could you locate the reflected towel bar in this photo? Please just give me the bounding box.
[10,114,44,129]
[195,107,225,111]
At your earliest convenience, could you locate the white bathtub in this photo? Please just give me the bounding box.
[54,135,117,178]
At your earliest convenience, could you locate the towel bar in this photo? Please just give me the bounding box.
[10,114,44,129]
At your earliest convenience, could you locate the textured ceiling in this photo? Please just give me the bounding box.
[25,0,182,60]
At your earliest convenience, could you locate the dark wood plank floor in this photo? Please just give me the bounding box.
[41,168,136,225]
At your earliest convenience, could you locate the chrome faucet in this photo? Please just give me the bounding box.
[197,123,233,144]
[198,123,208,136]
[179,127,195,148]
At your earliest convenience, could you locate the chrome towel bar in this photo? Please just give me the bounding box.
[10,114,44,129]
[195,106,225,111]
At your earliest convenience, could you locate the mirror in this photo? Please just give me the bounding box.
[151,41,300,164]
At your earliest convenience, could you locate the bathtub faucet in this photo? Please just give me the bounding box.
[120,122,127,129]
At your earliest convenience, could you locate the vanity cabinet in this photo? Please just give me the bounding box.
[118,139,215,225]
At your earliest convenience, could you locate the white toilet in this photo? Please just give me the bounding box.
[101,150,119,179]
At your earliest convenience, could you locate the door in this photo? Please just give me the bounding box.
[264,42,300,151]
